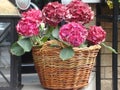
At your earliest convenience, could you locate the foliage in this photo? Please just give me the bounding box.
[106,0,120,9]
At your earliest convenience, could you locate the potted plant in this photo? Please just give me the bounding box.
[10,0,117,89]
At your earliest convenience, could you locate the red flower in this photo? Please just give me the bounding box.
[16,18,39,37]
[65,0,94,24]
[59,22,88,47]
[22,9,42,24]
[42,2,66,27]
[87,26,106,44]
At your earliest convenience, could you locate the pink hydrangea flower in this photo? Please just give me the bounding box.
[42,1,66,27]
[59,22,88,47]
[22,9,42,24]
[16,18,39,37]
[87,26,106,44]
[65,0,94,24]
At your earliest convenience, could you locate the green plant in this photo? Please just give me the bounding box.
[106,0,120,9]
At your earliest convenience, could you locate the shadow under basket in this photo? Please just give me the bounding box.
[32,40,101,90]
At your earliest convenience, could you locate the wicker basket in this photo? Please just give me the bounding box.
[32,40,101,90]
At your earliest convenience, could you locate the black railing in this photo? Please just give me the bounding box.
[96,0,119,90]
[112,0,119,90]
[0,15,22,90]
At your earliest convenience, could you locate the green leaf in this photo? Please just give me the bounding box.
[50,44,60,47]
[79,42,88,48]
[101,43,118,54]
[41,36,49,43]
[46,26,54,37]
[17,38,32,52]
[60,47,74,60]
[52,27,59,39]
[10,42,25,56]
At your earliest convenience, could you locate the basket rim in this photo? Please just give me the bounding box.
[40,40,101,51]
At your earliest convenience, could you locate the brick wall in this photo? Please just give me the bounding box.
[89,4,120,90]
[100,22,120,90]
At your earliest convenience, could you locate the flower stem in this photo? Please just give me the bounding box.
[101,43,118,54]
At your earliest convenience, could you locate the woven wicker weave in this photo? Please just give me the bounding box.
[32,40,101,90]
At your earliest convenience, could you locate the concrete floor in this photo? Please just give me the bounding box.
[21,72,96,90]
[21,74,45,90]
[21,73,56,90]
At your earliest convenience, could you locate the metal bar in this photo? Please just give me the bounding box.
[10,20,18,90]
[0,71,10,85]
[10,19,22,90]
[21,64,36,74]
[0,23,10,43]
[96,52,101,90]
[112,0,118,90]
[95,3,101,90]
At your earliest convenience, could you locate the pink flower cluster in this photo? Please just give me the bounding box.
[59,22,88,47]
[16,9,42,36]
[42,2,66,27]
[87,26,106,44]
[42,0,94,26]
[59,24,106,46]
[22,9,42,24]
[16,18,39,36]
[65,0,94,24]
[16,0,106,47]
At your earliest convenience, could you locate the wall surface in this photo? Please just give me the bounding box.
[90,4,120,90]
